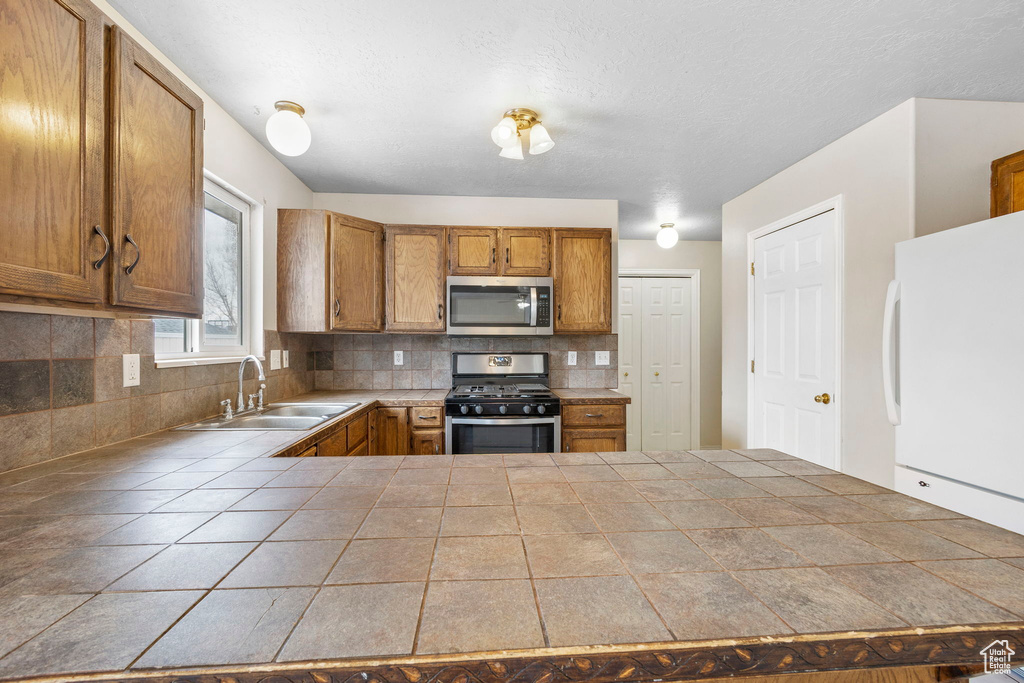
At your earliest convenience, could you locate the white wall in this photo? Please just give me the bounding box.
[914,99,1024,236]
[721,100,915,487]
[618,240,722,448]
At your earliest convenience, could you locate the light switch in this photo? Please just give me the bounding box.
[393,350,404,366]
[595,351,610,366]
[122,354,140,387]
[567,351,577,366]
[270,349,281,370]
[283,350,289,368]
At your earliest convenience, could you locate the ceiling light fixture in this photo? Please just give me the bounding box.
[656,223,679,249]
[266,100,311,157]
[490,108,554,159]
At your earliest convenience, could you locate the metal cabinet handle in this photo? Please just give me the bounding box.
[417,415,432,419]
[124,234,140,275]
[92,226,110,269]
[506,247,510,264]
[434,443,439,455]
[585,413,604,418]
[557,304,562,321]
[492,247,496,264]
[437,303,443,320]
[334,298,341,317]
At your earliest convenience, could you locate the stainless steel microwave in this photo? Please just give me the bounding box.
[446,276,553,336]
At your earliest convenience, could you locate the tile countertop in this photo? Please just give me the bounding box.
[0,440,1021,682]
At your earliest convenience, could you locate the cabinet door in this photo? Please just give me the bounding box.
[316,427,348,457]
[277,210,329,332]
[553,229,612,333]
[373,406,410,455]
[448,227,498,275]
[562,428,625,453]
[991,149,1024,217]
[331,213,383,331]
[411,429,444,456]
[109,28,203,316]
[501,228,551,276]
[385,226,446,332]
[0,0,106,303]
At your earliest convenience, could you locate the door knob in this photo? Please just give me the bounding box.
[654,371,660,376]
[623,372,628,377]
[814,393,831,404]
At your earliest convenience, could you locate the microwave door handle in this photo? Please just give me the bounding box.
[530,287,538,326]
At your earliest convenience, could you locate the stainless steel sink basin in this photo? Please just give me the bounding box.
[175,402,360,431]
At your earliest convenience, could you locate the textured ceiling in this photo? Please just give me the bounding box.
[108,0,1024,240]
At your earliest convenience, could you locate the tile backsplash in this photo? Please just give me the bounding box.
[308,334,618,391]
[0,311,313,474]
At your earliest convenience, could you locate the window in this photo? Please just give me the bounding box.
[155,177,260,364]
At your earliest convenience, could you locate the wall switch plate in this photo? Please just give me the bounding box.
[122,353,140,387]
[595,351,610,366]
[283,350,289,368]
[393,350,404,366]
[567,351,577,366]
[270,350,281,370]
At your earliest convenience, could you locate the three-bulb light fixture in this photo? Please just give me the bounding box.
[490,108,554,159]
[656,223,679,249]
[266,101,311,157]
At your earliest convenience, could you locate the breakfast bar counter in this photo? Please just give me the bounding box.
[0,420,1021,682]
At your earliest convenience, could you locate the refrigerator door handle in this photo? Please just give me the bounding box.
[882,279,902,426]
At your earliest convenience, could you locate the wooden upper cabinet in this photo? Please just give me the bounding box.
[277,209,329,332]
[0,0,106,303]
[992,149,1024,217]
[385,225,446,333]
[330,213,383,331]
[109,28,203,317]
[448,227,498,275]
[553,228,612,334]
[502,228,551,276]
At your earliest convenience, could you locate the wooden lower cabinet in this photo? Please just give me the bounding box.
[296,445,318,458]
[315,427,349,457]
[562,428,625,453]
[371,406,410,456]
[410,429,444,455]
[561,402,626,452]
[346,440,368,456]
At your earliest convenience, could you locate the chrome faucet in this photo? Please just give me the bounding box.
[236,355,266,415]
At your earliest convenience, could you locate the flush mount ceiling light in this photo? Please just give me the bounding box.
[266,101,311,156]
[490,108,554,159]
[656,223,679,249]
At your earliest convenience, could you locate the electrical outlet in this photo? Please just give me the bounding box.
[122,353,140,387]
[393,350,404,366]
[567,351,577,366]
[283,350,289,368]
[595,351,610,366]
[270,349,281,371]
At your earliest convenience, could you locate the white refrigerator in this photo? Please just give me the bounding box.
[884,211,1024,534]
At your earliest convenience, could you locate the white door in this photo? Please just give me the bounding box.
[751,210,837,467]
[618,276,695,451]
[618,278,642,450]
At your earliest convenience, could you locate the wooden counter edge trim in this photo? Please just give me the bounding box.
[11,623,1022,683]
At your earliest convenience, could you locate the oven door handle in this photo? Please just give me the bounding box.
[450,417,555,426]
[530,287,538,327]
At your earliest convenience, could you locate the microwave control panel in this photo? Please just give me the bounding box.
[537,291,550,326]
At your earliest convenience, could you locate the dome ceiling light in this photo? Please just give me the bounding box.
[656,222,679,249]
[490,108,554,159]
[266,100,311,156]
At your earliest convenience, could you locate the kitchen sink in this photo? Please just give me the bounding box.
[175,402,360,431]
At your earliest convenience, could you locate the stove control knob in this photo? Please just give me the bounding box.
[537,405,546,415]
[460,405,469,415]
[523,405,532,414]
[499,405,507,414]
[474,405,484,415]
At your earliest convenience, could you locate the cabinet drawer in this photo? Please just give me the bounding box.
[562,404,625,428]
[409,406,443,428]
[297,445,318,458]
[316,428,348,457]
[346,413,368,446]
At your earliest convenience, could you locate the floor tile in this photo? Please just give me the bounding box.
[525,533,625,578]
[597,451,655,464]
[506,466,567,484]
[0,548,68,590]
[784,495,893,523]
[516,504,600,534]
[154,489,252,513]
[655,500,752,529]
[278,583,424,660]
[761,525,899,565]
[504,454,556,468]
[233,458,298,471]
[829,563,1017,625]
[1,513,140,549]
[201,471,282,489]
[798,474,889,495]
[219,540,345,587]
[511,483,579,504]
[345,455,405,469]
[303,486,385,509]
[229,487,318,511]
[441,506,519,536]
[637,572,792,640]
[448,467,507,485]
[445,484,512,506]
[81,490,187,514]
[535,575,670,646]
[327,537,435,584]
[357,507,443,538]
[75,471,163,490]
[734,567,907,633]
[709,461,784,478]
[688,478,773,499]
[180,511,291,543]
[1,545,163,594]
[0,591,202,676]
[552,453,605,466]
[688,449,749,462]
[559,465,623,482]
[0,594,91,658]
[848,494,963,521]
[136,587,315,668]
[733,448,798,461]
[688,528,812,570]
[721,498,824,526]
[586,503,675,532]
[915,559,1024,616]
[452,454,503,468]
[134,472,221,490]
[377,484,448,507]
[416,580,544,654]
[642,451,702,463]
[265,469,338,488]
[329,469,394,487]
[609,464,676,481]
[399,455,452,469]
[269,509,368,541]
[607,530,719,573]
[766,461,836,476]
[93,512,216,545]
[390,468,450,486]
[431,535,529,579]
[911,519,1024,557]
[629,479,707,502]
[107,543,255,590]
[841,522,984,561]
[745,477,830,497]
[571,481,647,503]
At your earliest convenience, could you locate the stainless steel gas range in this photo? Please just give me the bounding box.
[444,353,561,454]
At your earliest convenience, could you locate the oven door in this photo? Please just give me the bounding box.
[446,416,561,454]
[446,276,552,335]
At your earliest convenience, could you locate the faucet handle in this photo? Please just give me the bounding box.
[247,393,259,410]
[220,399,234,419]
